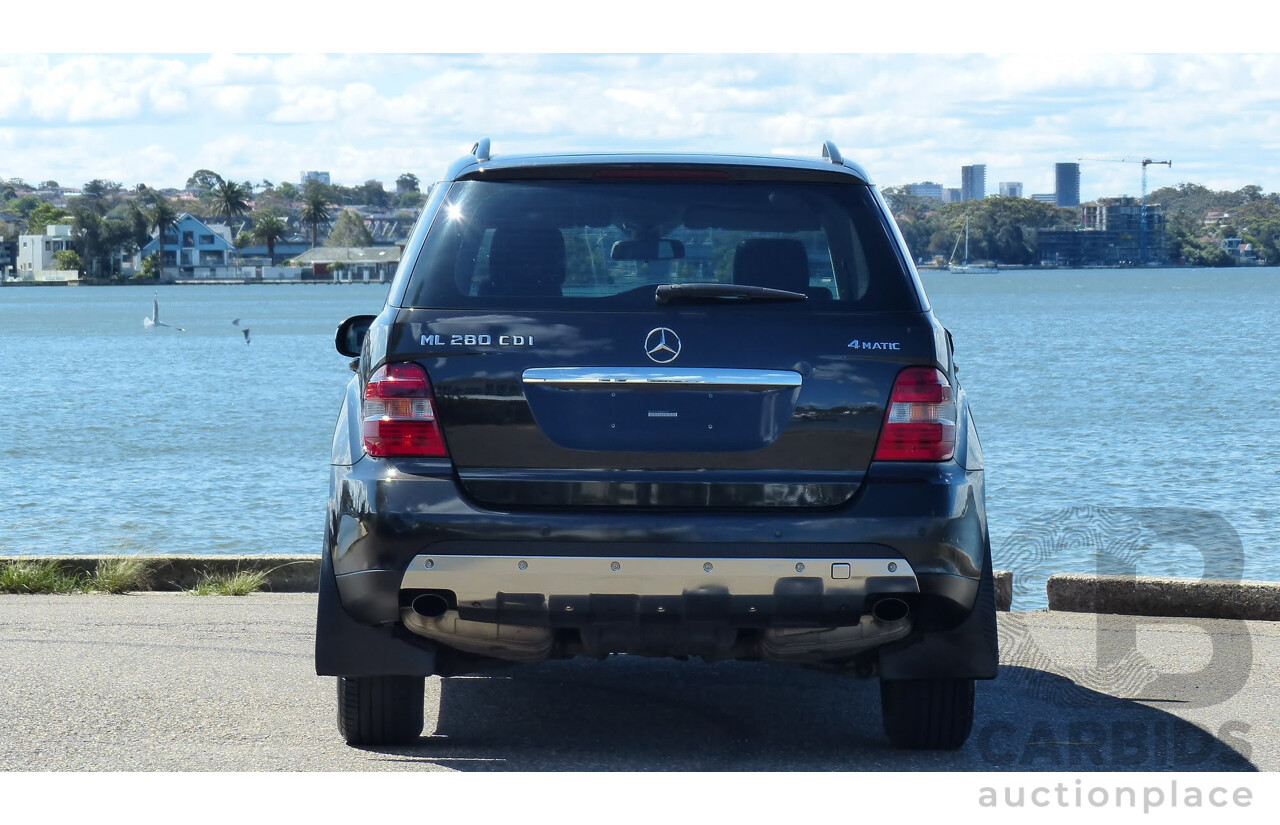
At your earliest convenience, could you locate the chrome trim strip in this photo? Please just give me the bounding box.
[521,367,802,391]
[401,555,917,600]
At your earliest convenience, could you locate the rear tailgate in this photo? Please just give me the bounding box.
[391,306,939,508]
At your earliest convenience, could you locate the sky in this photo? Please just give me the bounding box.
[3,8,1278,203]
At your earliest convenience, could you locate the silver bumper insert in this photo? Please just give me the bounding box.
[400,554,918,603]
[400,555,919,664]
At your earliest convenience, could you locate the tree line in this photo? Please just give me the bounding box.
[882,182,1280,266]
[1147,183,1280,266]
[881,189,1077,265]
[1,170,427,279]
[8,172,1279,276]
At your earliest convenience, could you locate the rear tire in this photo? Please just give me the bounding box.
[879,676,975,749]
[336,675,425,746]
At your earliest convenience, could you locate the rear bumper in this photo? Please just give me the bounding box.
[320,454,997,677]
[327,455,989,628]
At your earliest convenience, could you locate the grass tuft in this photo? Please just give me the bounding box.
[190,569,269,596]
[91,557,152,594]
[0,560,89,594]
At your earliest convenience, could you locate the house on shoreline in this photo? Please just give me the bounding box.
[139,212,235,280]
[292,246,402,282]
[13,224,78,282]
[139,212,301,281]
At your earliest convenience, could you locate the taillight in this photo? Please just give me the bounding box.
[873,367,956,462]
[362,363,448,458]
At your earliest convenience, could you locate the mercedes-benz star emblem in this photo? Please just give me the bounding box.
[644,327,681,364]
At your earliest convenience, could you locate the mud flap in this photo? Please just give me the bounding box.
[877,543,999,680]
[315,551,437,677]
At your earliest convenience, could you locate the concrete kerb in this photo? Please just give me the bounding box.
[1048,573,1280,621]
[994,569,1012,612]
[6,559,1279,621]
[4,555,320,592]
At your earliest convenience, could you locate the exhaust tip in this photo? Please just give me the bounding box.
[871,597,910,623]
[410,593,450,618]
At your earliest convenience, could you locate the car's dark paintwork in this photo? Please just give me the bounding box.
[317,149,997,684]
[442,151,876,186]
[396,308,940,498]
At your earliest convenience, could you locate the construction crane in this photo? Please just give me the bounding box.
[1078,157,1173,264]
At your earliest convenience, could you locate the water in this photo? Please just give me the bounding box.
[922,267,1279,607]
[2,272,1277,608]
[0,283,390,560]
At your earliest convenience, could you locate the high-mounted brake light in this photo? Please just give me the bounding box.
[362,363,448,458]
[591,169,732,180]
[873,367,956,462]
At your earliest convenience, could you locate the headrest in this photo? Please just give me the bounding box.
[487,227,566,296]
[733,238,810,293]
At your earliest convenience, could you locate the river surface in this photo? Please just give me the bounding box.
[2,270,1276,609]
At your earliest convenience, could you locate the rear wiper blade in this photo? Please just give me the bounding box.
[654,283,808,305]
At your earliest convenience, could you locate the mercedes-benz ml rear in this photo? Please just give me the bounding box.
[317,140,997,751]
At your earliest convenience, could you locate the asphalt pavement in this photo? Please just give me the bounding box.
[1,594,1274,771]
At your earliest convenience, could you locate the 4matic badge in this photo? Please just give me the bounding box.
[848,339,901,351]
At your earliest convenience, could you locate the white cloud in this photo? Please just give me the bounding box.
[269,86,342,124]
[0,67,26,118]
[210,85,257,117]
[1,53,1277,199]
[148,71,190,116]
[189,54,276,86]
[994,54,1159,97]
[0,127,178,188]
[8,55,191,123]
[272,54,391,86]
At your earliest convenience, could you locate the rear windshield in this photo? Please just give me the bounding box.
[402,180,918,311]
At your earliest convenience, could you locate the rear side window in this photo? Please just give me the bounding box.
[403,180,918,311]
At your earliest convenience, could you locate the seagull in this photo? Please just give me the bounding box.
[232,318,251,344]
[143,292,184,332]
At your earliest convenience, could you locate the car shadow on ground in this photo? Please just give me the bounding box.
[355,658,1257,771]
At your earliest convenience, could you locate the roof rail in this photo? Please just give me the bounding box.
[821,140,843,166]
[471,138,491,162]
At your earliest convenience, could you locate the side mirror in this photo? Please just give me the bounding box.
[335,315,375,358]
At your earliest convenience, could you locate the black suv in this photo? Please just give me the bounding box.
[317,140,997,750]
